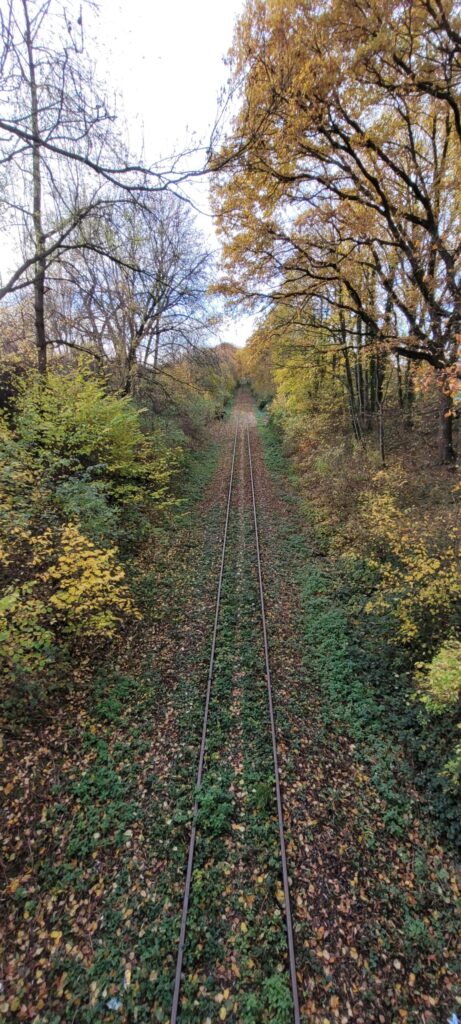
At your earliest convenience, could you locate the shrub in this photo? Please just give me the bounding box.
[0,587,53,683]
[0,522,137,716]
[54,477,119,546]
[15,365,148,478]
[415,641,461,793]
[46,523,137,639]
[0,524,137,667]
[0,362,179,722]
[14,363,179,511]
[416,640,461,714]
[362,491,461,646]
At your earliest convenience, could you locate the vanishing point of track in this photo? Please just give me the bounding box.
[170,420,301,1024]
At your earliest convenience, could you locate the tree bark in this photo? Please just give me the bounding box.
[342,345,363,442]
[34,260,47,374]
[23,0,47,374]
[153,315,161,371]
[123,346,135,394]
[404,360,414,429]
[378,400,386,467]
[396,353,404,410]
[438,374,456,465]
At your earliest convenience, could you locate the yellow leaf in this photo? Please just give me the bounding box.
[219,1008,227,1021]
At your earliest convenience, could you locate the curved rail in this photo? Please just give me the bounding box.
[170,424,239,1024]
[247,426,301,1024]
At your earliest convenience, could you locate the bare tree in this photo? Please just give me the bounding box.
[46,192,219,391]
[0,0,186,372]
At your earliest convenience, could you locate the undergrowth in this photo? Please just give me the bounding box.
[0,430,224,1022]
[259,415,461,850]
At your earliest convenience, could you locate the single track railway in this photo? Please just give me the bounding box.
[170,421,300,1024]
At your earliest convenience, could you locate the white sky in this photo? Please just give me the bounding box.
[92,0,255,348]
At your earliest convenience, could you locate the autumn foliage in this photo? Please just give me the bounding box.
[0,363,180,720]
[211,0,461,795]
[212,0,461,464]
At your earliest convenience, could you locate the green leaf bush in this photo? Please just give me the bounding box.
[0,362,181,723]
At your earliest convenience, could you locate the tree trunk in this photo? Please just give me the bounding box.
[153,315,161,370]
[378,400,386,467]
[23,0,47,373]
[404,360,414,429]
[343,346,363,442]
[439,381,456,465]
[34,260,47,373]
[396,354,404,410]
[123,347,135,394]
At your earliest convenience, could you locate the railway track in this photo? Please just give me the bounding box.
[170,421,300,1024]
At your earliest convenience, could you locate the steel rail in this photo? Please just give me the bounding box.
[170,423,239,1024]
[246,426,301,1024]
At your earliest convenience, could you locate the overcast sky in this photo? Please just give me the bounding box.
[95,0,241,159]
[93,0,254,347]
